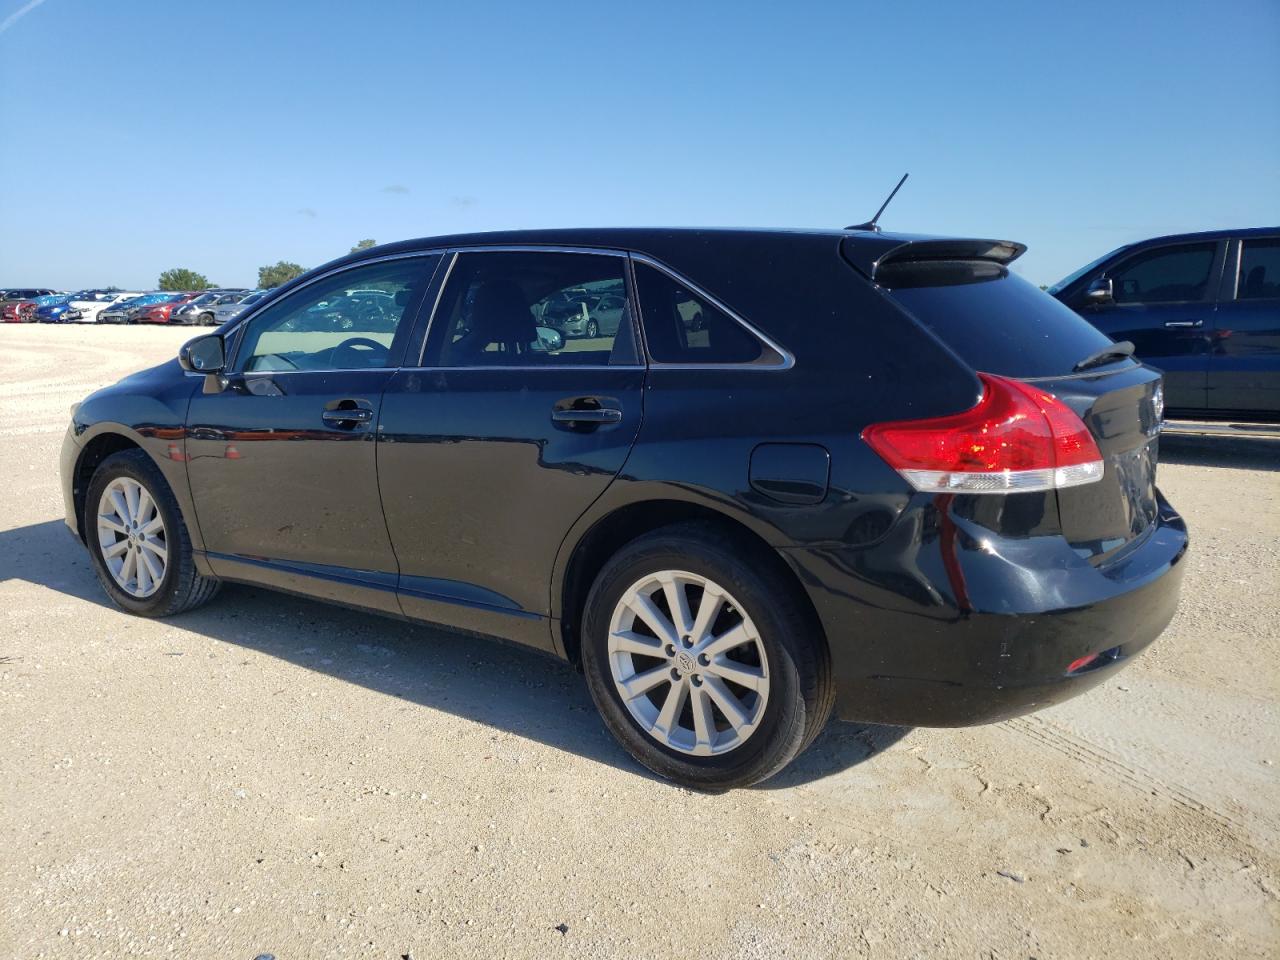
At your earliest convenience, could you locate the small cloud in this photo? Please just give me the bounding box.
[451,195,477,208]
[382,184,411,195]
[0,0,50,36]
[297,208,318,218]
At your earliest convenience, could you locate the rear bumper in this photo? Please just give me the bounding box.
[785,491,1188,726]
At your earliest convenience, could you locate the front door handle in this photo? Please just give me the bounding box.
[322,401,373,427]
[551,407,622,424]
[1164,320,1204,328]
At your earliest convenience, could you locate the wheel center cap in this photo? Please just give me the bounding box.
[675,651,696,675]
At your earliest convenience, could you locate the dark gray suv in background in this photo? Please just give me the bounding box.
[1050,227,1279,421]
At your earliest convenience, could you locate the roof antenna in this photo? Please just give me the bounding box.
[846,172,909,232]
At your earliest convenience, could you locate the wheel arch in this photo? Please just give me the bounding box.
[554,497,825,667]
[72,430,145,542]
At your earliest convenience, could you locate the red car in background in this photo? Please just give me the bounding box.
[2,299,39,322]
[134,293,199,324]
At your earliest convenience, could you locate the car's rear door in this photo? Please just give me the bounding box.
[1207,236,1280,416]
[376,248,645,652]
[184,254,442,612]
[1080,240,1225,415]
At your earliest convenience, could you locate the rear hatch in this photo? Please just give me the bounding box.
[846,237,1164,564]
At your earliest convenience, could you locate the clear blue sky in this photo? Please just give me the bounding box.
[2,0,1277,290]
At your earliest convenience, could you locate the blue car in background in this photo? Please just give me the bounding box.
[34,293,81,323]
[35,293,79,323]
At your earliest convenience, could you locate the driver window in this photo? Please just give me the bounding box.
[236,257,439,372]
[1108,243,1217,305]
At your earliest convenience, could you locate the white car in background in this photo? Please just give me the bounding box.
[67,291,144,323]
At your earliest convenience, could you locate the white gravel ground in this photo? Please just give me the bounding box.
[1,325,1277,959]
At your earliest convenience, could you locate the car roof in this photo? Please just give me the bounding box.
[328,226,1025,282]
[346,226,909,255]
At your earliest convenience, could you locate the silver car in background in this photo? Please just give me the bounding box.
[210,289,267,324]
[170,289,249,326]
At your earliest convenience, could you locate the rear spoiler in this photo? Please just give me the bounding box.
[841,235,1027,283]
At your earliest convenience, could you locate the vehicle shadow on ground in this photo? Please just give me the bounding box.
[0,518,908,788]
[1160,435,1279,471]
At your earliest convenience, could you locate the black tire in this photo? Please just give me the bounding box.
[84,449,221,617]
[586,319,599,339]
[581,522,834,790]
[199,312,215,326]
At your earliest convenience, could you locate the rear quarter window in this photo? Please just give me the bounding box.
[881,263,1118,378]
[633,262,782,365]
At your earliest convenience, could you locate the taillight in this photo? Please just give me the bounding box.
[862,373,1104,494]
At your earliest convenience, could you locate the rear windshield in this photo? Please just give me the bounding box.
[881,262,1120,378]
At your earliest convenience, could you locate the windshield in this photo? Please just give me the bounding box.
[239,292,266,306]
[1046,245,1130,295]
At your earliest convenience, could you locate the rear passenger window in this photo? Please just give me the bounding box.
[633,263,774,365]
[426,251,638,366]
[1237,239,1280,300]
[1108,243,1216,304]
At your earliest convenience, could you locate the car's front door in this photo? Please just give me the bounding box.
[377,249,645,651]
[1080,240,1224,415]
[184,254,442,612]
[1208,237,1280,416]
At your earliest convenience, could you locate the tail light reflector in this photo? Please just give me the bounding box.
[1067,652,1101,674]
[862,373,1104,494]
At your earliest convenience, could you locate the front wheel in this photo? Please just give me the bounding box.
[85,449,220,617]
[581,523,833,790]
[585,319,599,339]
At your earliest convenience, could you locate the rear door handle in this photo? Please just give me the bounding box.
[551,407,622,424]
[1164,320,1204,328]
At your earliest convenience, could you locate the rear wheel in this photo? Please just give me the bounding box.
[85,449,220,617]
[581,523,833,790]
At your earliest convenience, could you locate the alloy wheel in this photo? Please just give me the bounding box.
[607,570,769,756]
[97,477,168,598]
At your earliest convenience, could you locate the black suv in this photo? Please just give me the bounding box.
[61,228,1186,790]
[1049,227,1280,420]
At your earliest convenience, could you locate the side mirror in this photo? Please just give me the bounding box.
[1086,276,1114,304]
[179,334,225,373]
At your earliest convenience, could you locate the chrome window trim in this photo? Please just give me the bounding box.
[196,243,795,377]
[217,249,449,351]
[414,251,458,367]
[628,253,795,371]
[410,245,634,370]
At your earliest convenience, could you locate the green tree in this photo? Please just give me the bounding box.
[258,261,307,288]
[157,267,212,291]
[350,239,376,253]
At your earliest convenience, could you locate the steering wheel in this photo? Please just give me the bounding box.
[331,337,390,368]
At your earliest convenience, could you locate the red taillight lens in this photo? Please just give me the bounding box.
[1067,652,1101,674]
[862,373,1104,494]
